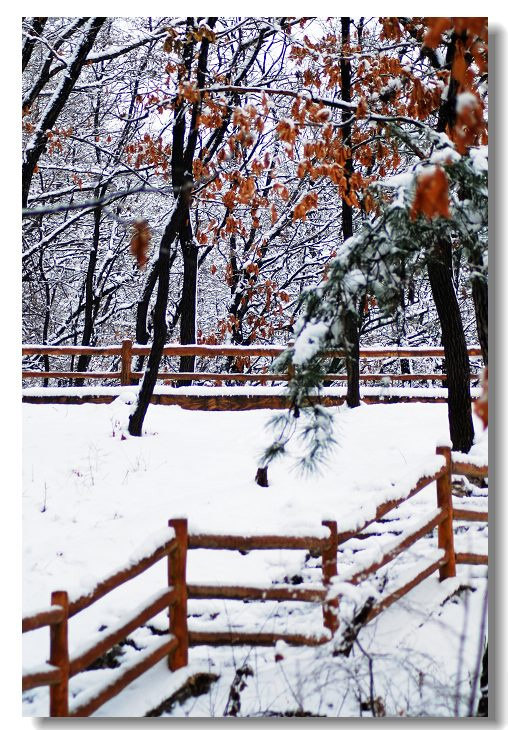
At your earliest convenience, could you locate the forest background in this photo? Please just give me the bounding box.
[19,13,489,456]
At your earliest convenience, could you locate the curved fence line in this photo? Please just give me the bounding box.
[22,447,487,716]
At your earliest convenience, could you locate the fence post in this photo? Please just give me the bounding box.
[49,591,69,717]
[120,339,133,385]
[321,520,339,635]
[168,519,189,671]
[436,446,456,580]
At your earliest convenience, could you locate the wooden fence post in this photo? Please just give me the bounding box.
[321,520,339,635]
[168,519,189,671]
[436,446,456,580]
[120,339,133,385]
[49,591,69,717]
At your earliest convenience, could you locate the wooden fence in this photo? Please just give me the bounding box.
[22,447,487,717]
[22,341,483,408]
[22,520,187,717]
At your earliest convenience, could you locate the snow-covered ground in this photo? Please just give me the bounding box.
[22,399,488,717]
[22,383,482,400]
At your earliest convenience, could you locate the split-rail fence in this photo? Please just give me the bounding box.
[22,447,487,717]
[22,341,483,408]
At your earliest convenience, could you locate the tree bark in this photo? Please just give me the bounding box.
[477,644,488,716]
[136,260,159,346]
[135,246,178,376]
[75,186,105,383]
[22,17,48,72]
[424,28,476,451]
[128,200,184,436]
[39,244,51,386]
[129,18,217,421]
[169,19,217,382]
[178,240,198,382]
[470,251,488,365]
[341,17,360,408]
[427,241,474,452]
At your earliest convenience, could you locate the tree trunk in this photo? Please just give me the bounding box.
[400,358,411,375]
[128,200,183,436]
[344,309,360,406]
[425,29,476,451]
[477,644,488,717]
[75,188,103,383]
[427,240,474,452]
[135,260,159,343]
[470,251,488,365]
[39,245,51,387]
[178,240,198,383]
[22,17,48,72]
[170,18,216,383]
[340,17,360,408]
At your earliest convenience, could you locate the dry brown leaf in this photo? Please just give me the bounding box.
[452,92,486,154]
[410,167,450,221]
[130,219,151,269]
[423,18,452,49]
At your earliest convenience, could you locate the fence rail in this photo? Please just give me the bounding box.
[22,523,187,716]
[22,447,487,716]
[22,340,482,387]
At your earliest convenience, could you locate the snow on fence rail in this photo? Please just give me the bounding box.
[22,523,185,717]
[22,448,487,717]
[22,340,482,386]
[22,342,483,408]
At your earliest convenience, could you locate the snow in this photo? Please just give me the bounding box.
[125,527,176,567]
[452,450,488,469]
[469,146,488,173]
[69,634,176,715]
[343,268,368,295]
[71,587,173,662]
[430,146,461,165]
[456,91,480,115]
[23,383,483,402]
[378,171,415,189]
[292,322,329,365]
[22,400,488,717]
[416,164,439,180]
[22,660,59,677]
[331,508,445,587]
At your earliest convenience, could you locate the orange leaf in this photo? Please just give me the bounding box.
[130,219,151,268]
[237,176,256,204]
[293,192,318,222]
[423,18,452,49]
[451,48,467,86]
[410,167,450,221]
[452,92,486,154]
[276,119,297,144]
[356,96,368,120]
